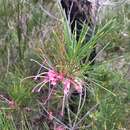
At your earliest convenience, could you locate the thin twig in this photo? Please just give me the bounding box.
[66,97,73,127]
[39,4,61,21]
[39,102,71,130]
[72,90,83,129]
[74,104,99,128]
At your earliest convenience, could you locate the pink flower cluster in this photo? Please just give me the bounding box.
[46,69,83,95]
[33,69,83,95]
[33,69,83,129]
[47,70,64,86]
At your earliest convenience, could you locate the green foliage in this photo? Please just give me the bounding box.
[99,2,130,54]
[94,96,124,130]
[0,112,16,130]
[0,0,130,130]
[87,64,129,130]
[8,84,34,107]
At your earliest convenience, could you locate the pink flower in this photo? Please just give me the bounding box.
[47,69,58,86]
[47,70,56,77]
[63,79,70,95]
[8,100,16,109]
[55,125,65,130]
[51,79,57,86]
[57,73,64,80]
[48,111,53,120]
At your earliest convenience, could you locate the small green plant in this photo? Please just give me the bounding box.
[0,1,130,130]
[88,64,129,130]
[28,6,116,128]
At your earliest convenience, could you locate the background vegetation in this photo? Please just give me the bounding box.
[0,0,130,130]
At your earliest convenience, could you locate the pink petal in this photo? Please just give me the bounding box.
[48,69,57,78]
[63,79,70,95]
[47,69,59,86]
[55,125,65,130]
[57,73,64,80]
[51,80,57,86]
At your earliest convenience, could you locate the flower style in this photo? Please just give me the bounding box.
[63,79,70,95]
[48,111,53,120]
